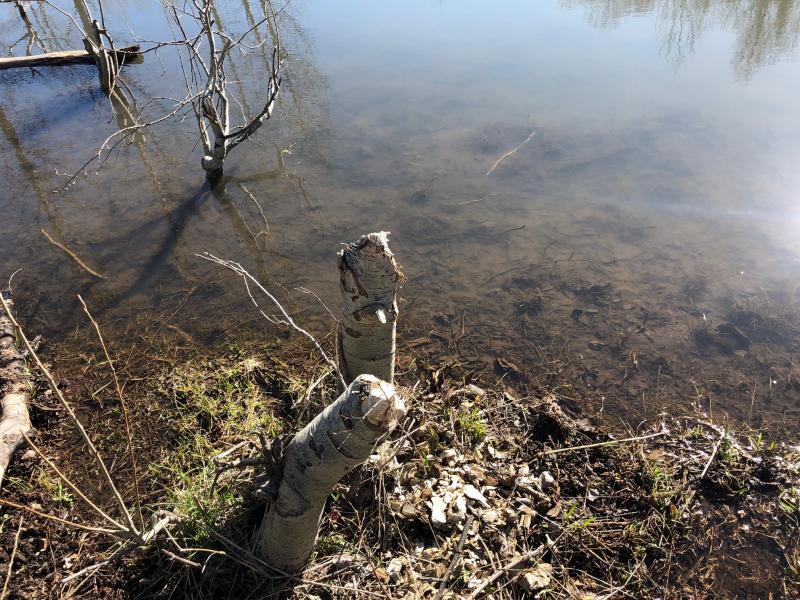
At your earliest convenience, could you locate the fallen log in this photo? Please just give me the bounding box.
[0,292,33,488]
[0,45,141,70]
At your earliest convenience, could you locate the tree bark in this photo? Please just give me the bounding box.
[0,46,140,70]
[0,293,33,488]
[337,232,403,385]
[256,374,406,572]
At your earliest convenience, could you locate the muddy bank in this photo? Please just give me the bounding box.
[0,328,798,599]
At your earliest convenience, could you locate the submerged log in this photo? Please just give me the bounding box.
[0,45,141,70]
[256,374,406,572]
[0,292,32,488]
[337,232,403,385]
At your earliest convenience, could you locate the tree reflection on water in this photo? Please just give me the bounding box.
[566,0,800,77]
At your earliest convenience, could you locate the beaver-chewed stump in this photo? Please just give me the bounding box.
[0,292,33,488]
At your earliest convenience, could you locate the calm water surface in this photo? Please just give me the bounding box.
[1,0,799,428]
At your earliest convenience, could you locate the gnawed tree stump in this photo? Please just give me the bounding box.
[0,292,33,488]
[338,232,403,385]
[256,374,406,572]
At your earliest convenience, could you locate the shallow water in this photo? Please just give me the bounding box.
[1,0,799,429]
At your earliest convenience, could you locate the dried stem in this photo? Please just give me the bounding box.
[78,295,143,531]
[198,252,346,388]
[0,294,138,537]
[0,516,23,600]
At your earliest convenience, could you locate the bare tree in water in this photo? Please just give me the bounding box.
[169,0,282,180]
[0,0,283,184]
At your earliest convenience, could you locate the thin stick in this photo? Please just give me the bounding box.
[468,544,546,599]
[0,498,120,536]
[435,514,473,600]
[61,542,132,584]
[198,253,346,388]
[297,368,330,407]
[747,379,757,426]
[78,295,143,531]
[21,432,128,532]
[486,130,536,176]
[40,229,106,280]
[0,295,138,537]
[541,430,669,456]
[699,433,724,480]
[0,516,23,600]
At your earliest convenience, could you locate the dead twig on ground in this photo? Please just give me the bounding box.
[435,514,474,600]
[0,516,23,600]
[468,544,547,599]
[78,295,144,531]
[540,430,669,455]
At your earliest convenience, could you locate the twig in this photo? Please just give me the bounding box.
[197,253,346,388]
[61,542,132,584]
[21,432,128,532]
[296,367,330,408]
[468,544,546,599]
[40,229,106,280]
[486,130,536,176]
[541,430,669,456]
[0,516,23,600]
[435,514,474,600]
[699,432,724,480]
[78,295,143,531]
[0,498,121,536]
[0,295,138,537]
[160,548,201,569]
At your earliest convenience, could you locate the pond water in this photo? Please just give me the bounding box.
[1,0,799,430]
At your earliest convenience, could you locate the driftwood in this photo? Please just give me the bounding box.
[256,374,406,572]
[0,292,33,488]
[337,232,403,385]
[0,45,141,70]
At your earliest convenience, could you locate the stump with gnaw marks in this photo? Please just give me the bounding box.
[256,375,406,572]
[337,232,403,385]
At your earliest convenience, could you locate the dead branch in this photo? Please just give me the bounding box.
[0,45,140,70]
[467,544,547,599]
[40,229,106,280]
[78,295,143,530]
[0,293,138,536]
[540,430,670,455]
[198,252,346,388]
[486,130,536,176]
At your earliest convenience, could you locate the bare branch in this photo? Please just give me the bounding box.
[197,252,346,388]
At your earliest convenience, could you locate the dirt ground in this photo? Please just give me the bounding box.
[0,321,798,599]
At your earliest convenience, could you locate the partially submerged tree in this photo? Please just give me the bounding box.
[1,0,282,183]
[171,0,282,179]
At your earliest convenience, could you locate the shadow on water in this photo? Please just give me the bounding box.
[96,185,212,314]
